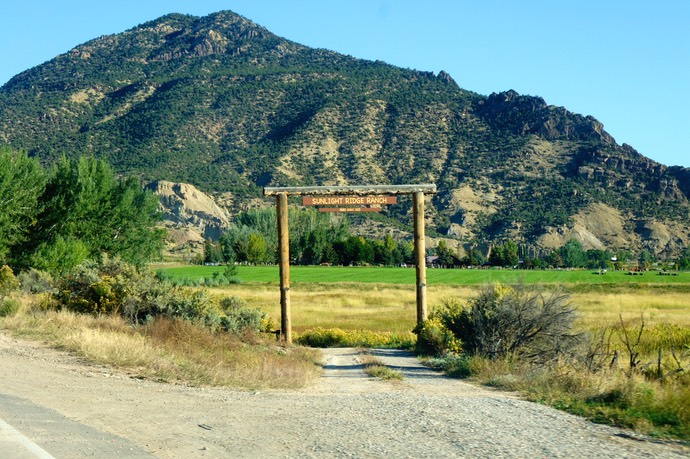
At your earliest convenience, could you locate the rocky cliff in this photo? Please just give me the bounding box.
[145,180,231,246]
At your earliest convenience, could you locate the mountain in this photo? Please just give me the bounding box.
[1,10,688,258]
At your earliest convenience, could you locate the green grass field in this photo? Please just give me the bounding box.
[154,264,690,286]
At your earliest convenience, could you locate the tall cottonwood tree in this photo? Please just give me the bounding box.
[25,156,164,272]
[0,147,45,264]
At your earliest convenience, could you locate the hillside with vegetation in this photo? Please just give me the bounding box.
[1,10,689,258]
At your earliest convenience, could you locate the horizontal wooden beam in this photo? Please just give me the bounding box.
[263,184,436,196]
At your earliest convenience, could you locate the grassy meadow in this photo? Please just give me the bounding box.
[155,264,690,286]
[158,264,690,333]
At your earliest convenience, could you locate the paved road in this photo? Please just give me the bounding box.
[0,393,152,458]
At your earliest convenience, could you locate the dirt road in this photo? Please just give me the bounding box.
[0,333,687,458]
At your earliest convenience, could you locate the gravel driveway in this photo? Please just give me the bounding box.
[0,334,687,458]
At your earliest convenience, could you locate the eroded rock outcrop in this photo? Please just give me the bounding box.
[146,180,231,242]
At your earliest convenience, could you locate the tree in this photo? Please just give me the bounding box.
[100,177,165,265]
[436,240,456,267]
[560,239,586,268]
[246,233,269,263]
[489,241,518,267]
[0,148,45,265]
[679,247,690,271]
[220,225,251,263]
[337,236,374,266]
[301,229,329,265]
[203,239,224,264]
[502,241,519,267]
[374,234,400,266]
[638,249,654,270]
[489,244,504,266]
[547,250,563,268]
[613,250,630,270]
[465,247,485,266]
[586,249,613,270]
[25,156,164,271]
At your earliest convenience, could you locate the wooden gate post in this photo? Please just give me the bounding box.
[265,184,436,333]
[276,192,292,344]
[412,191,428,324]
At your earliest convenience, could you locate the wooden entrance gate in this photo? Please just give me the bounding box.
[263,184,437,344]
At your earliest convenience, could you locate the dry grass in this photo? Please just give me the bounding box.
[1,298,321,390]
[359,352,403,381]
[209,284,476,334]
[469,355,690,440]
[575,290,690,329]
[210,283,690,338]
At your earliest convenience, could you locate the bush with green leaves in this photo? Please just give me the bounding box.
[218,296,267,334]
[0,298,21,317]
[0,265,20,298]
[55,256,164,319]
[424,354,474,378]
[53,256,264,337]
[18,268,55,294]
[413,317,462,356]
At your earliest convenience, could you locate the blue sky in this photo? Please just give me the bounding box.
[1,1,688,167]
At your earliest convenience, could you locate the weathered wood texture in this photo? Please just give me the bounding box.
[276,193,291,344]
[412,191,428,324]
[264,184,436,196]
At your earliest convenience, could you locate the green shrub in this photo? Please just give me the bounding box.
[0,298,21,317]
[413,317,462,356]
[424,354,475,378]
[440,354,474,378]
[161,289,214,323]
[18,268,54,294]
[218,296,265,334]
[52,257,267,338]
[0,265,20,298]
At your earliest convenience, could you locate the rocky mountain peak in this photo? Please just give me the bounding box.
[437,70,458,86]
[478,90,615,144]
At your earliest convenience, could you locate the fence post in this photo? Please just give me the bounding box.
[276,192,291,344]
[413,191,428,325]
